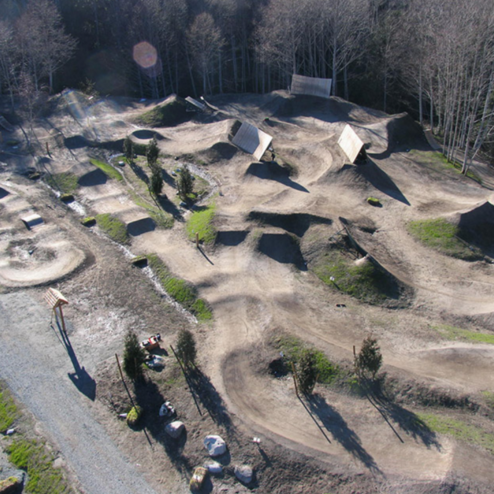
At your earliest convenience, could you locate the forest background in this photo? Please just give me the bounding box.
[0,0,493,169]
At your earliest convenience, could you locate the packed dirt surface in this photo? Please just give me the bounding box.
[1,90,494,493]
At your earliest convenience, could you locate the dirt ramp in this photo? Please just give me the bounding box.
[248,211,332,237]
[215,230,248,246]
[131,129,166,141]
[199,141,238,163]
[0,187,9,199]
[452,200,494,252]
[127,217,156,236]
[135,95,190,127]
[256,232,307,270]
[78,168,108,187]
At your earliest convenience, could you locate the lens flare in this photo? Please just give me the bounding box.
[133,42,158,69]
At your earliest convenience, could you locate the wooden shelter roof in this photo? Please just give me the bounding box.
[44,288,69,309]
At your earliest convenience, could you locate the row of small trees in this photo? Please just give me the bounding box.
[296,336,382,395]
[123,328,197,382]
[123,136,194,201]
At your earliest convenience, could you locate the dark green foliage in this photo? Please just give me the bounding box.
[176,329,197,367]
[297,348,318,395]
[356,336,383,380]
[149,168,163,196]
[146,137,159,168]
[123,136,134,161]
[177,165,193,201]
[123,330,146,381]
[126,406,142,426]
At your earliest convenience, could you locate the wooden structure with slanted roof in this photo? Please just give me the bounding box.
[290,74,332,99]
[232,122,273,161]
[338,124,367,164]
[44,288,69,333]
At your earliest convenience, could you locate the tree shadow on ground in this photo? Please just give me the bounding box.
[52,320,96,401]
[306,393,382,475]
[361,378,441,450]
[132,377,193,475]
[129,160,149,184]
[245,162,309,193]
[161,168,176,187]
[157,194,182,220]
[186,367,234,432]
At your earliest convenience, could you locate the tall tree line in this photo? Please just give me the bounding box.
[0,0,493,169]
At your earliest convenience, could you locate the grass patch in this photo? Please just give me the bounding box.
[44,172,78,194]
[136,98,187,127]
[407,218,482,260]
[81,216,96,227]
[147,254,212,321]
[90,158,123,181]
[410,150,482,184]
[0,385,17,432]
[481,391,494,408]
[313,249,398,304]
[7,439,72,493]
[95,213,129,244]
[432,324,494,344]
[132,195,174,229]
[273,334,340,385]
[186,204,216,244]
[417,412,494,453]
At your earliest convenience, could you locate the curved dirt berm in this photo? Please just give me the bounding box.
[248,211,332,237]
[0,237,86,287]
[383,113,430,154]
[255,232,307,270]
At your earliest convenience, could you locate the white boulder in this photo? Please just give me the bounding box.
[203,435,227,457]
[165,421,185,439]
[204,461,223,475]
[234,465,253,484]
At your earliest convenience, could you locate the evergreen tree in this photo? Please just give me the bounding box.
[150,168,163,196]
[177,165,193,201]
[176,329,197,367]
[146,137,159,168]
[123,330,146,381]
[297,348,318,395]
[356,336,383,380]
[123,136,134,162]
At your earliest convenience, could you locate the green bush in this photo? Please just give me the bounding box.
[95,213,129,244]
[81,216,96,227]
[356,336,382,379]
[123,330,146,381]
[297,349,318,394]
[126,406,143,426]
[367,197,381,206]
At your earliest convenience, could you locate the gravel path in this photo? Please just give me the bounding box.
[0,291,162,494]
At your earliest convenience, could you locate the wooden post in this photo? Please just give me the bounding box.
[58,305,67,334]
[290,361,299,397]
[46,142,50,155]
[115,353,136,407]
[195,232,199,248]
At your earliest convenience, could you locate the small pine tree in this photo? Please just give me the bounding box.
[356,336,383,380]
[123,136,133,161]
[297,349,318,395]
[177,165,193,201]
[176,329,197,367]
[146,137,159,167]
[150,168,163,196]
[123,330,146,381]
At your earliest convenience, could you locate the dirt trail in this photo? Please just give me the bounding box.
[3,90,494,490]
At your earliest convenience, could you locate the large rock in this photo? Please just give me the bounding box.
[234,465,253,484]
[165,421,184,439]
[204,461,223,475]
[203,435,227,457]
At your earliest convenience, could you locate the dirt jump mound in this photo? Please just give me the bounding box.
[215,230,249,246]
[131,129,166,141]
[136,95,190,127]
[78,168,108,187]
[256,232,307,270]
[199,141,238,163]
[248,211,332,237]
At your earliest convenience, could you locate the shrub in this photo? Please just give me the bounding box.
[123,136,133,161]
[356,336,382,380]
[81,216,96,227]
[126,406,142,426]
[367,197,381,207]
[123,330,146,381]
[149,168,163,196]
[176,329,197,367]
[146,137,159,168]
[297,349,318,395]
[177,165,193,201]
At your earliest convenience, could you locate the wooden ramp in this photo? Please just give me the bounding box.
[232,122,273,161]
[291,74,332,99]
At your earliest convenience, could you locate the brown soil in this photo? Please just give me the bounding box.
[1,89,494,493]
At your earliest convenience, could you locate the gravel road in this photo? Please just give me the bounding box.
[0,290,162,494]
